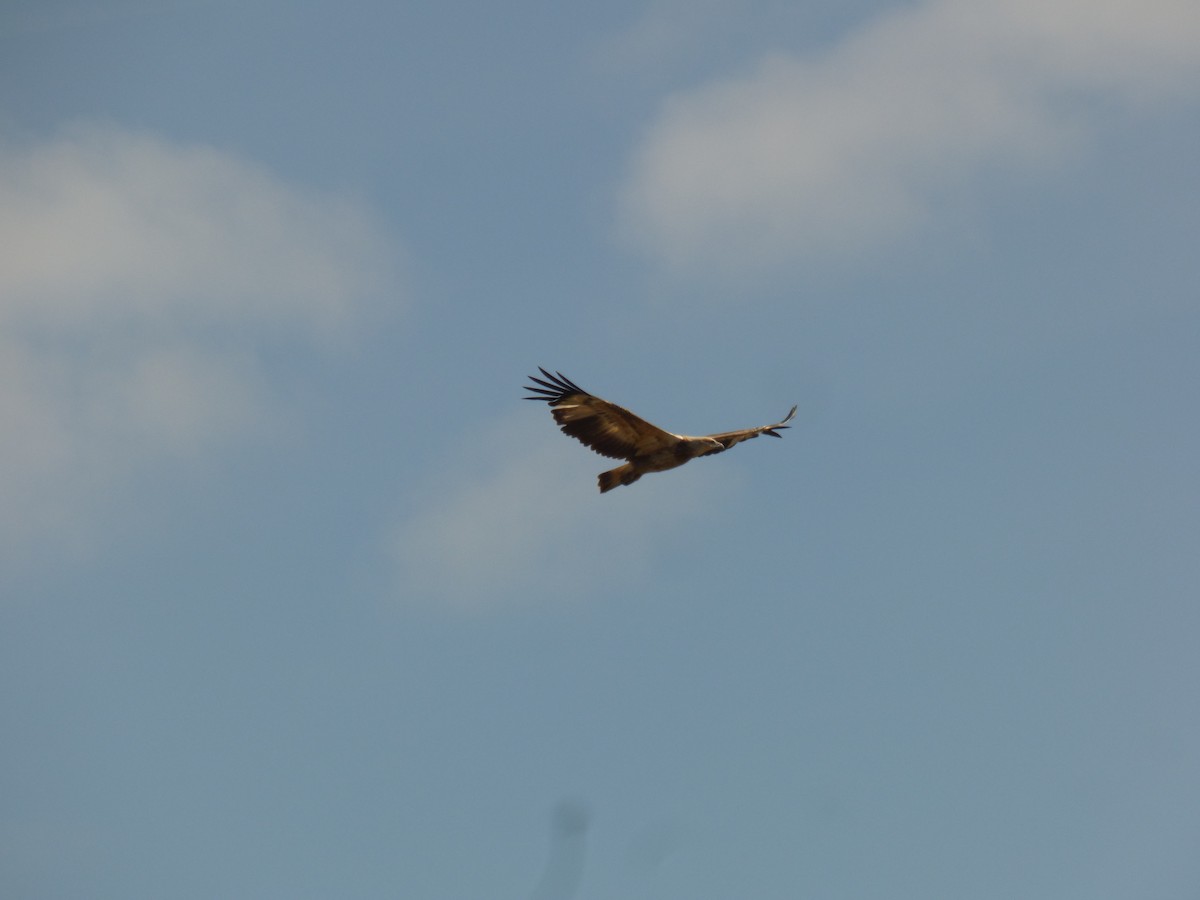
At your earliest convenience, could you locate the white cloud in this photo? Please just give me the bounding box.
[0,122,394,339]
[390,411,736,613]
[618,0,1200,274]
[0,122,401,550]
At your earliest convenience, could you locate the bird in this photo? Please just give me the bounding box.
[524,367,797,493]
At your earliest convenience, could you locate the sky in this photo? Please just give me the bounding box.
[2,0,1199,897]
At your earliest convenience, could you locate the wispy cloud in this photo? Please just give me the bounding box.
[0,122,402,551]
[618,0,1200,275]
[389,411,735,613]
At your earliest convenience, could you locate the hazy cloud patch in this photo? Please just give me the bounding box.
[618,0,1200,275]
[390,411,736,613]
[0,122,402,551]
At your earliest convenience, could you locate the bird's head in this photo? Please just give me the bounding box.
[694,437,725,456]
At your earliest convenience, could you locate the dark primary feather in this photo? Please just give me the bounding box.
[522,367,586,403]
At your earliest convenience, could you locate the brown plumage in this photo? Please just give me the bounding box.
[524,368,797,493]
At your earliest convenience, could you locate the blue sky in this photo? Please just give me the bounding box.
[3,1,1199,897]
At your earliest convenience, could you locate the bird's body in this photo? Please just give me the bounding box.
[524,368,796,492]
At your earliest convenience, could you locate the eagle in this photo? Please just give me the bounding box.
[525,368,797,493]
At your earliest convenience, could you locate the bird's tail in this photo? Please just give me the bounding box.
[598,464,639,493]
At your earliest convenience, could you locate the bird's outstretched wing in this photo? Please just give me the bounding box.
[703,405,798,454]
[524,368,680,460]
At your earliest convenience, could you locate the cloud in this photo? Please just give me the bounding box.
[389,411,736,613]
[0,122,401,551]
[1,122,395,340]
[618,0,1200,274]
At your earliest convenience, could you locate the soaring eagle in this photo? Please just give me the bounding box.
[525,368,797,493]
